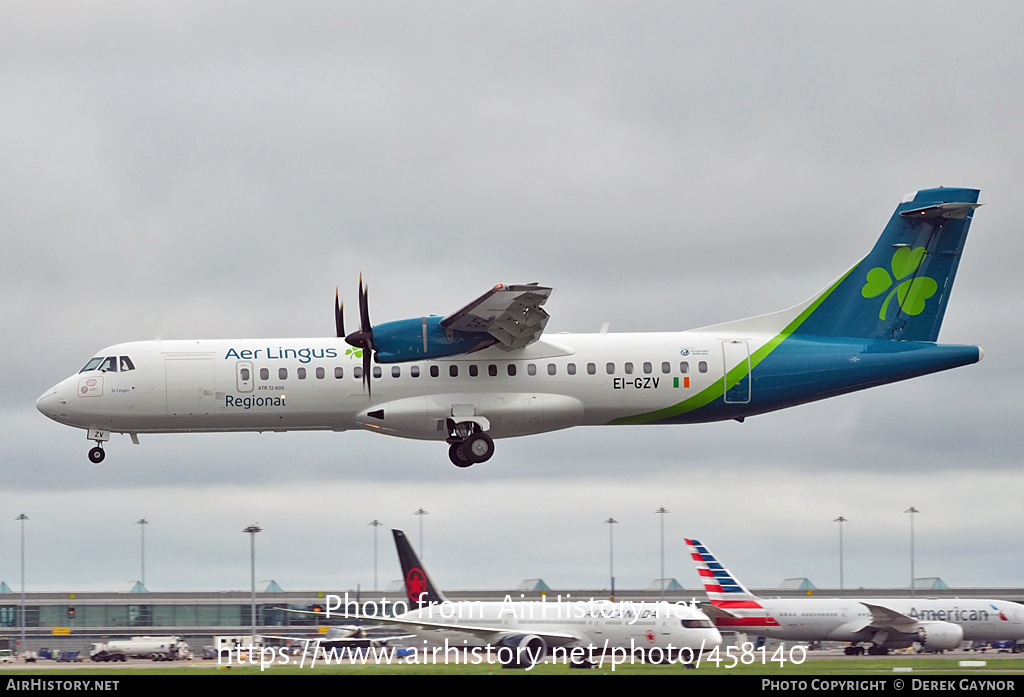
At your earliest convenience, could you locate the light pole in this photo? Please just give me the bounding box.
[243,524,262,643]
[413,508,428,559]
[833,516,847,590]
[369,520,383,592]
[17,514,27,650]
[605,517,618,600]
[136,518,149,587]
[905,507,919,597]
[655,508,669,602]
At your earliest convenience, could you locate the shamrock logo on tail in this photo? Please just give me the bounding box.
[861,247,937,320]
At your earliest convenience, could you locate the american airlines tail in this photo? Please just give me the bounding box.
[393,529,447,607]
[686,538,762,606]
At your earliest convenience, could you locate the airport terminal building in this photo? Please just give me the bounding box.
[2,586,1023,654]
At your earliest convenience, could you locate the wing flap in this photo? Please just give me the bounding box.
[441,283,552,350]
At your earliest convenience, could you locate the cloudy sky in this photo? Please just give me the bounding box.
[3,1,1022,597]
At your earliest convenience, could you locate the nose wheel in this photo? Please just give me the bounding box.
[88,446,106,464]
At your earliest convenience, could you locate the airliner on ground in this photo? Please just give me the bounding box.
[686,538,1024,655]
[37,187,983,467]
[322,529,721,668]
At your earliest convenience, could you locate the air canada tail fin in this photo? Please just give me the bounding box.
[393,529,447,607]
[792,187,981,342]
[685,538,762,606]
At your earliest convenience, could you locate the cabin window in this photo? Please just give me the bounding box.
[567,363,576,375]
[373,366,382,378]
[507,364,517,377]
[354,366,362,379]
[662,361,671,374]
[119,356,135,371]
[240,368,250,381]
[279,368,287,380]
[624,362,634,375]
[334,367,344,379]
[680,361,689,374]
[411,366,420,378]
[392,366,401,378]
[297,367,306,379]
[587,363,596,375]
[316,367,325,379]
[606,362,615,375]
[527,364,537,376]
[699,361,708,373]
[430,365,439,378]
[449,365,458,378]
[469,364,479,377]
[643,362,652,374]
[547,363,556,375]
[260,368,270,380]
[488,364,498,377]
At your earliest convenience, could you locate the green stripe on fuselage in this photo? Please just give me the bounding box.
[607,267,855,426]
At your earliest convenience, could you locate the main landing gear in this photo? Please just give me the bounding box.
[446,422,495,468]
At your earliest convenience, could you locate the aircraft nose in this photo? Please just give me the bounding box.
[36,386,62,420]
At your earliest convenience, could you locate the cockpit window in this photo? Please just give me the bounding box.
[80,357,104,373]
[119,356,135,372]
[99,356,118,372]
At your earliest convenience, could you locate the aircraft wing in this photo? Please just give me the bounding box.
[441,283,552,350]
[702,604,745,621]
[861,602,920,631]
[285,608,580,647]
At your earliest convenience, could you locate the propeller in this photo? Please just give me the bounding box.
[343,275,374,395]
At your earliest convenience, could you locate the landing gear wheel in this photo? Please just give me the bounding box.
[449,442,472,468]
[88,446,105,464]
[464,432,494,464]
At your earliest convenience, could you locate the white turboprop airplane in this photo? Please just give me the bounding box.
[319,529,721,668]
[686,538,1024,655]
[37,187,983,467]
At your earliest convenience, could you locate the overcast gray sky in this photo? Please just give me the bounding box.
[3,1,1022,596]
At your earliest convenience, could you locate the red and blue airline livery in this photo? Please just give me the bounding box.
[686,538,1024,655]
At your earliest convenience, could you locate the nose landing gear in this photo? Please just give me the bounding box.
[86,428,109,464]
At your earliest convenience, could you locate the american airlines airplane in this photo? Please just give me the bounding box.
[322,529,721,668]
[686,538,1024,655]
[37,187,983,467]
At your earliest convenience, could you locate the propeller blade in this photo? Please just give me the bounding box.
[363,347,372,397]
[342,274,375,397]
[335,288,345,338]
[358,274,371,332]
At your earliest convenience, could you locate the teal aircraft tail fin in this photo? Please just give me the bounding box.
[793,187,980,342]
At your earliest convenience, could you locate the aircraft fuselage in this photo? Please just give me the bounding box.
[37,329,979,444]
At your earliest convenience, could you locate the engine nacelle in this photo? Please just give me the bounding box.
[497,634,547,668]
[371,316,495,363]
[917,621,964,651]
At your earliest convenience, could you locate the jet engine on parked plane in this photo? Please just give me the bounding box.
[916,622,965,651]
[497,634,547,668]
